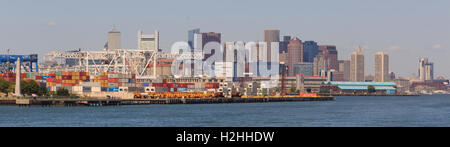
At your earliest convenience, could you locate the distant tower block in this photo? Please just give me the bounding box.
[15,58,21,97]
[138,30,159,52]
[107,27,121,50]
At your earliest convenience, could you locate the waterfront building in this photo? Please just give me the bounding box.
[374,52,389,82]
[292,62,314,76]
[323,81,397,95]
[107,28,121,50]
[350,46,365,82]
[303,41,319,63]
[138,29,159,52]
[286,37,303,76]
[418,57,434,81]
[296,74,327,93]
[393,78,411,92]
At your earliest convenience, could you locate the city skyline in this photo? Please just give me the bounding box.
[0,0,449,78]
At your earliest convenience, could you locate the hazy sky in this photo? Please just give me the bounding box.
[0,0,449,78]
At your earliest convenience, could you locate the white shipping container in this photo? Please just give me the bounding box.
[195,83,205,89]
[119,79,128,83]
[91,87,101,92]
[80,82,101,87]
[51,86,57,92]
[72,86,83,92]
[108,74,119,78]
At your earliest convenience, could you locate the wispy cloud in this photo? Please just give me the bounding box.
[433,44,441,49]
[389,45,402,51]
[47,21,56,26]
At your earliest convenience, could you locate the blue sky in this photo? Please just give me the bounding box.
[0,0,449,77]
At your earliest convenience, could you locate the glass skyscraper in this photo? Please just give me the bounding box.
[303,41,318,63]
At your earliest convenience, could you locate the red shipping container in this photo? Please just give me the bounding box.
[62,76,72,80]
[108,78,118,83]
[152,83,162,87]
[62,84,73,86]
[62,72,71,76]
[46,78,54,82]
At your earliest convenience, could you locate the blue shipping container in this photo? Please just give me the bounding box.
[108,88,119,92]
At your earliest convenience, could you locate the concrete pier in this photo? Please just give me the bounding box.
[1,96,335,106]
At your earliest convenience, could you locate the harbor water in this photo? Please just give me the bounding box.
[1,95,450,127]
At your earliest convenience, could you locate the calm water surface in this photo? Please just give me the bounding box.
[1,95,450,127]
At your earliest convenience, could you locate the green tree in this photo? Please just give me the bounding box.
[0,78,10,93]
[290,84,297,93]
[38,83,48,96]
[7,83,15,93]
[56,88,70,96]
[368,85,376,93]
[21,80,40,95]
[319,88,330,94]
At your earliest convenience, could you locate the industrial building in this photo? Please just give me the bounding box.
[323,81,397,95]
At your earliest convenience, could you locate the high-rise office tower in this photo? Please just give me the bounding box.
[264,30,280,62]
[313,50,326,76]
[338,60,350,81]
[303,41,319,63]
[188,28,200,49]
[138,29,159,51]
[286,37,303,76]
[374,52,389,82]
[107,28,121,50]
[418,57,434,81]
[350,46,365,82]
[194,32,221,76]
[318,45,338,70]
[279,36,291,53]
[194,32,221,60]
[186,29,201,77]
